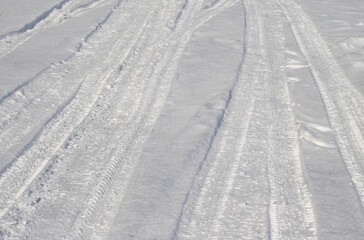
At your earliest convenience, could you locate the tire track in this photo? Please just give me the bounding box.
[255,1,317,237]
[173,1,266,238]
[0,0,154,225]
[0,0,72,38]
[277,0,364,210]
[0,0,78,57]
[193,0,239,31]
[0,0,112,58]
[63,1,177,238]
[57,0,206,237]
[174,0,317,238]
[0,0,206,238]
[0,0,134,174]
[0,0,115,104]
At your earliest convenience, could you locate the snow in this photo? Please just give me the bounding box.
[297,0,364,95]
[0,0,363,239]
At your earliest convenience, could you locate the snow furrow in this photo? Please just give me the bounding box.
[1,0,362,238]
[174,1,264,238]
[257,2,318,238]
[59,1,207,238]
[193,0,239,31]
[0,0,208,238]
[0,0,87,58]
[0,0,72,38]
[0,0,115,102]
[64,2,177,239]
[70,0,111,16]
[0,0,114,58]
[0,0,133,173]
[277,0,364,210]
[174,0,317,238]
[0,0,154,225]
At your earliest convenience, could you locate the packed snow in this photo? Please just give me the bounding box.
[0,0,363,239]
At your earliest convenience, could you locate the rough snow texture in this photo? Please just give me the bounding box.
[0,0,363,239]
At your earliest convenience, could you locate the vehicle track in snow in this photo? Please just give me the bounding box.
[174,0,316,238]
[0,0,123,170]
[0,0,157,237]
[64,0,209,238]
[0,0,112,58]
[277,0,364,210]
[0,0,210,238]
[258,0,317,238]
[1,0,363,238]
[0,0,113,103]
[194,0,240,30]
[0,0,151,213]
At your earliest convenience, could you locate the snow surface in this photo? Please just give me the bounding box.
[0,0,363,239]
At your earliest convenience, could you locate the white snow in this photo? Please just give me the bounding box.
[0,0,363,239]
